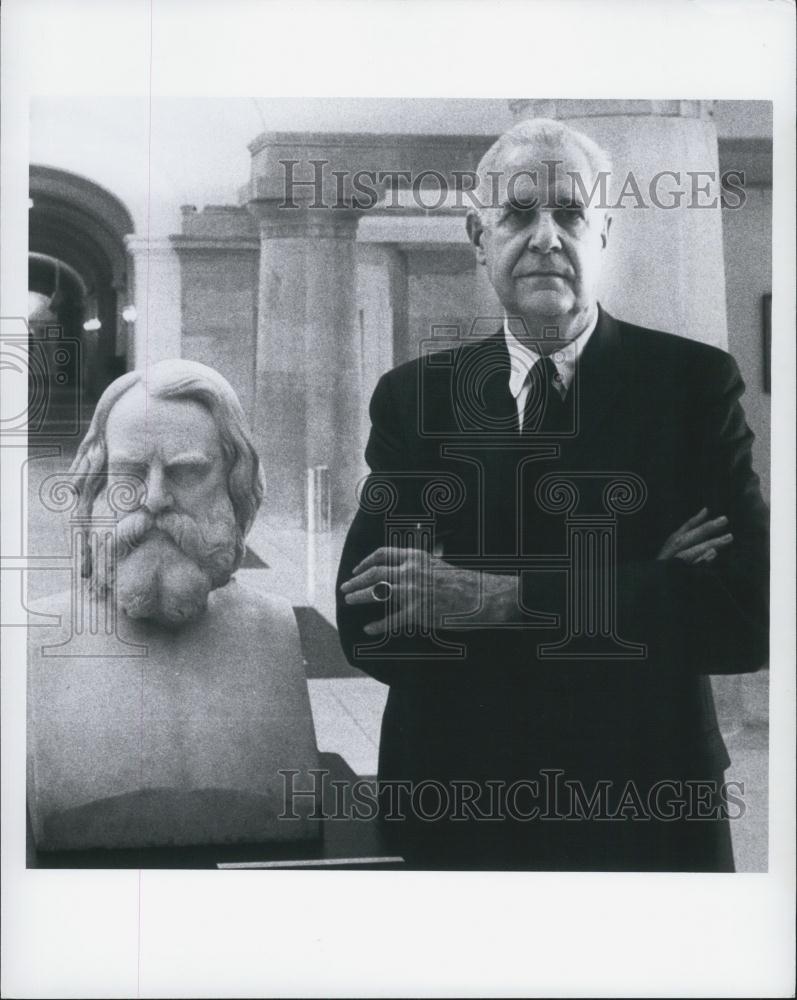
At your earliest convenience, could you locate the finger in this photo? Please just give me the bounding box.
[694,548,717,564]
[363,616,388,636]
[686,533,733,557]
[341,564,396,596]
[676,534,733,562]
[344,579,402,605]
[657,540,678,561]
[676,516,729,550]
[659,510,710,555]
[677,507,710,532]
[352,547,410,576]
[364,607,407,636]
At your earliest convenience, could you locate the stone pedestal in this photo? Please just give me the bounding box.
[27,581,320,851]
[509,99,728,348]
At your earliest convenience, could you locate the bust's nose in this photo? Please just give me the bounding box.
[142,463,173,515]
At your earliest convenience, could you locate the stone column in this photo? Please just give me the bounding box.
[170,206,260,426]
[123,237,182,368]
[356,243,407,461]
[509,99,728,348]
[246,202,363,529]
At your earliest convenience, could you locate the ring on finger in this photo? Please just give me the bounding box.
[370,580,393,603]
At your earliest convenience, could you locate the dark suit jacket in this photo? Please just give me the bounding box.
[335,307,769,866]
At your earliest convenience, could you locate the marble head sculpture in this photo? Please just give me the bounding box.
[70,359,264,626]
[27,360,320,855]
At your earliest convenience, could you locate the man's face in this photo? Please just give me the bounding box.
[468,138,611,336]
[93,385,240,625]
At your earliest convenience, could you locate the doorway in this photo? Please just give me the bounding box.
[28,166,135,433]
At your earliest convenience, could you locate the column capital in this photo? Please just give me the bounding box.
[246,201,361,239]
[508,99,716,121]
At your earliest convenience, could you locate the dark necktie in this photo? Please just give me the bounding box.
[521,355,566,436]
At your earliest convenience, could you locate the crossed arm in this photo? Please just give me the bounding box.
[336,352,769,679]
[340,507,734,634]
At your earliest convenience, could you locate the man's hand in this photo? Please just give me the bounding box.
[343,509,731,636]
[340,546,514,635]
[656,507,733,564]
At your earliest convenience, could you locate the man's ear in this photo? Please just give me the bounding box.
[601,213,612,250]
[466,210,487,265]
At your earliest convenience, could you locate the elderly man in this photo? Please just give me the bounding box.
[28,360,318,852]
[336,119,769,870]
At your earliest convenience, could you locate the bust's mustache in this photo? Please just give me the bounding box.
[92,503,243,626]
[114,508,239,587]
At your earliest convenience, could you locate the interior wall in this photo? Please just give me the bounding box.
[177,251,259,424]
[721,187,772,504]
[404,247,498,365]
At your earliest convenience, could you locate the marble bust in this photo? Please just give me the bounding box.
[27,360,320,852]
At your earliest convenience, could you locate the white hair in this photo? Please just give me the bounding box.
[474,117,613,216]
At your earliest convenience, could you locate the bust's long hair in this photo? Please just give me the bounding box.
[70,360,265,577]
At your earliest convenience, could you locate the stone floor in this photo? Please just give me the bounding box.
[20,441,770,870]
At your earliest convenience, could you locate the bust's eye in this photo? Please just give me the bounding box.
[107,462,146,485]
[167,462,210,486]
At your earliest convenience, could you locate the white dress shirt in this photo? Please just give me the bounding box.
[504,313,598,431]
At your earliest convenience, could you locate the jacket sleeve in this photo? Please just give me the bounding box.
[336,370,490,687]
[525,349,770,675]
[335,370,428,687]
[337,352,770,683]
[669,348,769,673]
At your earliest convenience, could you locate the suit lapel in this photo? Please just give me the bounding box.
[565,306,626,462]
[466,309,628,455]
[454,330,519,434]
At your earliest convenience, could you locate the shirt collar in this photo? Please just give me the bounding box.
[504,310,599,399]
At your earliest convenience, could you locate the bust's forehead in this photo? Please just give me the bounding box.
[104,384,222,458]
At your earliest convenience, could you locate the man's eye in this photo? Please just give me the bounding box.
[554,207,584,224]
[509,199,539,215]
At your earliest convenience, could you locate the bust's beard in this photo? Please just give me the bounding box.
[92,497,242,627]
[112,534,213,626]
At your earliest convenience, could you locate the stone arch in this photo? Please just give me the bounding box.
[29,165,135,408]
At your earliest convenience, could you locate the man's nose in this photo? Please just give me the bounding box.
[143,464,173,514]
[527,212,562,253]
